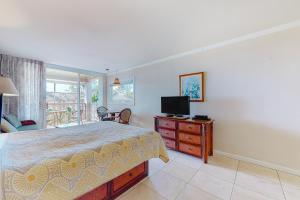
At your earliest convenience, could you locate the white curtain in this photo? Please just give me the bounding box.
[0,54,46,128]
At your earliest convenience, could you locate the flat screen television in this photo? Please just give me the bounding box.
[161,96,190,116]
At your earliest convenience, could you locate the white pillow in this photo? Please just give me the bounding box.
[1,118,18,133]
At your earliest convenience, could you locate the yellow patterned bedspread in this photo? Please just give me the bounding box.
[0,122,169,200]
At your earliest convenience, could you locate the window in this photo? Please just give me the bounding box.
[56,83,77,93]
[109,79,134,105]
[46,82,54,92]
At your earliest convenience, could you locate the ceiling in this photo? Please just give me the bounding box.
[1,0,300,73]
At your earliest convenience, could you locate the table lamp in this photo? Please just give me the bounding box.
[0,75,19,132]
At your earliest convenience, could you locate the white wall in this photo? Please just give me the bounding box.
[107,27,300,173]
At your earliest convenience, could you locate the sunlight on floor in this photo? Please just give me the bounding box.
[116,149,300,200]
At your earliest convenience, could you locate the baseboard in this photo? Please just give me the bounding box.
[214,150,300,177]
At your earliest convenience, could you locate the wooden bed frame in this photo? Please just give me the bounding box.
[76,161,149,200]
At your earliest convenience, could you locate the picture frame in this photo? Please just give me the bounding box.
[108,78,135,106]
[179,72,204,102]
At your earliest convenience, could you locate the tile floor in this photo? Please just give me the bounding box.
[117,149,300,200]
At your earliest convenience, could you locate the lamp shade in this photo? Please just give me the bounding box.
[113,77,121,85]
[0,76,18,96]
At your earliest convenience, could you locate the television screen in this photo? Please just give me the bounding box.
[161,96,190,115]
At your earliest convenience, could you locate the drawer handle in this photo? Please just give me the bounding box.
[188,147,193,151]
[129,172,133,177]
[188,126,192,129]
[188,137,192,140]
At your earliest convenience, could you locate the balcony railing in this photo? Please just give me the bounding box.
[47,102,87,127]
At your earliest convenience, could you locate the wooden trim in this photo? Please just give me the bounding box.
[202,124,208,163]
[154,116,213,124]
[179,72,205,102]
[210,123,214,156]
[154,118,158,132]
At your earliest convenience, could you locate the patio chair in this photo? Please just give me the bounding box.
[96,106,109,121]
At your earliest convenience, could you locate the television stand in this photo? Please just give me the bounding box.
[173,116,189,120]
[165,114,188,119]
[154,116,214,163]
[166,114,175,117]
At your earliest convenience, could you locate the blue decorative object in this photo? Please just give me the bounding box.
[180,72,204,102]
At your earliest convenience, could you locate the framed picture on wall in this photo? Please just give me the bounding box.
[179,72,204,102]
[109,79,135,106]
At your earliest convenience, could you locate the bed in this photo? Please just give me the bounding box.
[0,122,169,200]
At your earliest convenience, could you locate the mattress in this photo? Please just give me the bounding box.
[0,122,169,200]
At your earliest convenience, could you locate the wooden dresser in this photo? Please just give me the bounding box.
[154,116,214,163]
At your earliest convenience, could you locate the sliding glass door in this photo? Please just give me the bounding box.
[46,68,103,128]
[79,74,104,125]
[80,75,104,124]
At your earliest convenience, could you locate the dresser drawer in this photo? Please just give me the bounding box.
[158,128,176,139]
[113,163,145,192]
[178,123,201,133]
[179,133,201,145]
[179,143,201,157]
[158,119,176,129]
[77,183,107,200]
[163,138,176,149]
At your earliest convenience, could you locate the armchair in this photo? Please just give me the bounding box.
[105,108,132,124]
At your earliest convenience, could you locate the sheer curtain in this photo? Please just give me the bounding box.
[0,54,46,128]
